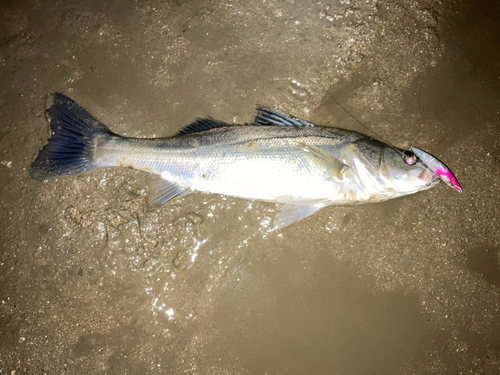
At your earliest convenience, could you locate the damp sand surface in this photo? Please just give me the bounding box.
[1,0,500,373]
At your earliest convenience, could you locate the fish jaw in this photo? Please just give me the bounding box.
[410,147,462,192]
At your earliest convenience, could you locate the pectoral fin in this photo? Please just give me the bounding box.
[346,141,380,176]
[150,176,192,206]
[274,203,327,229]
[295,142,349,181]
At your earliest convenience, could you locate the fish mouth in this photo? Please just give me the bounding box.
[416,168,440,186]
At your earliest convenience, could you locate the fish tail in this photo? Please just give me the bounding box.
[30,93,114,180]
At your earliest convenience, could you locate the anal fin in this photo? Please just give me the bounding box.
[150,176,191,206]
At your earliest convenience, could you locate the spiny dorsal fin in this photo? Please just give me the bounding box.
[177,118,232,135]
[254,107,316,127]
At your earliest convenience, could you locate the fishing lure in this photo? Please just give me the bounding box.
[410,146,462,192]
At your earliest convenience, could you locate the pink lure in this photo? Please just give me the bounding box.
[410,147,462,192]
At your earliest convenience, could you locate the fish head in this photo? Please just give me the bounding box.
[346,140,441,199]
[379,146,442,194]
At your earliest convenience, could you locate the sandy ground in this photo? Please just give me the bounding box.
[1,0,500,373]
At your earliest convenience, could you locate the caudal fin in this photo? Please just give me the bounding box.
[30,93,114,180]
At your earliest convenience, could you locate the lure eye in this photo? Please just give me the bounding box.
[403,151,416,165]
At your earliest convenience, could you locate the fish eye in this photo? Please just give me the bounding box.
[403,151,416,165]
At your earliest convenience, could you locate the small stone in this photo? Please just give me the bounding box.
[186,212,203,225]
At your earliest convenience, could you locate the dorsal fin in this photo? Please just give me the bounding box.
[177,118,232,135]
[254,107,316,127]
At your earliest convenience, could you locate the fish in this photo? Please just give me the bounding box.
[410,146,462,192]
[30,93,443,228]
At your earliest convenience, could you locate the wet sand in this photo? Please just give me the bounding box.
[1,0,499,373]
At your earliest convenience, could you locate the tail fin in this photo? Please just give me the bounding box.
[30,93,114,180]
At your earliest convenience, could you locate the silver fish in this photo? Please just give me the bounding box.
[30,93,440,228]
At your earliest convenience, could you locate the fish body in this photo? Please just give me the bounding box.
[95,126,430,205]
[30,93,442,227]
